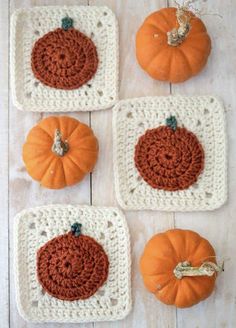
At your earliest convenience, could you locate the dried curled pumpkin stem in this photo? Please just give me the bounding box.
[167,2,193,46]
[174,261,224,279]
[51,129,69,157]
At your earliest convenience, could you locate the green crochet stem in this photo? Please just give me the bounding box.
[71,222,82,237]
[61,16,74,31]
[166,116,177,131]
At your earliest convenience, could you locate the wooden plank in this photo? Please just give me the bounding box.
[9,0,92,327]
[0,0,10,327]
[168,0,236,327]
[89,0,176,327]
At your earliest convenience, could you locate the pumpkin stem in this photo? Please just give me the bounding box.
[71,222,82,237]
[174,261,224,279]
[51,129,69,157]
[166,116,177,131]
[167,4,192,46]
[61,16,74,31]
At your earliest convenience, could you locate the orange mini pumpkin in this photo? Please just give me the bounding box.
[136,5,211,83]
[23,116,98,189]
[140,229,223,308]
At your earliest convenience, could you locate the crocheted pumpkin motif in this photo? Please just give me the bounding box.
[31,17,98,90]
[134,116,204,191]
[37,223,109,301]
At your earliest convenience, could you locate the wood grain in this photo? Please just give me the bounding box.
[89,0,175,327]
[0,1,9,328]
[0,0,235,327]
[9,1,92,328]
[169,0,236,327]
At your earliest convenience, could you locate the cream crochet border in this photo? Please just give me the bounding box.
[14,205,132,323]
[11,6,119,112]
[113,95,227,211]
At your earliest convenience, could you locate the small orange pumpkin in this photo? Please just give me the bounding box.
[23,116,98,189]
[136,6,211,83]
[140,229,223,308]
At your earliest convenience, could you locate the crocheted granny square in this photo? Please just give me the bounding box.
[113,96,227,211]
[14,205,131,323]
[11,6,119,112]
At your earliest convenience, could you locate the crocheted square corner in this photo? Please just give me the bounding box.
[113,96,227,211]
[14,205,131,323]
[11,6,119,112]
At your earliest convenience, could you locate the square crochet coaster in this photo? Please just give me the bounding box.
[11,6,119,112]
[113,96,227,211]
[14,205,131,323]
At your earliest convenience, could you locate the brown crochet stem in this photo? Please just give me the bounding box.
[174,261,224,279]
[167,3,192,46]
[51,129,69,157]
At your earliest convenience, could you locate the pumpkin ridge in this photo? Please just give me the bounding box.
[70,143,98,155]
[155,8,176,31]
[60,157,81,186]
[40,157,66,188]
[168,49,191,82]
[37,123,57,140]
[143,269,174,277]
[68,134,97,148]
[187,30,209,38]
[144,273,175,292]
[64,154,88,174]
[190,239,216,265]
[23,144,52,159]
[67,124,94,142]
[179,277,207,306]
[146,45,170,71]
[144,22,168,35]
[177,48,193,75]
[58,116,80,139]
[23,153,55,181]
[23,151,53,165]
[182,39,210,54]
[157,278,178,304]
[159,233,180,261]
[165,230,189,261]
[187,17,207,34]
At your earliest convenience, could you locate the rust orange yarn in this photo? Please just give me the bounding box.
[37,228,109,301]
[134,117,204,191]
[31,25,98,90]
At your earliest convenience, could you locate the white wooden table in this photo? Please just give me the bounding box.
[1,0,236,327]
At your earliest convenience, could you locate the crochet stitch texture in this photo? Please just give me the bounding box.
[14,205,131,323]
[134,121,204,191]
[37,231,109,301]
[113,96,227,211]
[11,6,119,111]
[31,26,98,90]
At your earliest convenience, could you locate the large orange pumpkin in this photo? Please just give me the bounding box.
[23,116,98,189]
[140,229,223,308]
[136,6,211,83]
